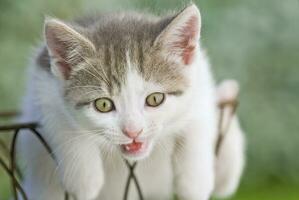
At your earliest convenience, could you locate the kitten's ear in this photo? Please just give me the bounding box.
[154,4,201,65]
[44,18,95,80]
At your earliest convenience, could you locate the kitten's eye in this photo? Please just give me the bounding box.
[146,92,165,107]
[94,98,115,113]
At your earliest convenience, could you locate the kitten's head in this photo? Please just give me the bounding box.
[43,4,201,160]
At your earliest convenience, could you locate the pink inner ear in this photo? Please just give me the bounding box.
[56,59,71,79]
[47,30,72,79]
[52,39,72,79]
[173,15,199,65]
[51,45,72,79]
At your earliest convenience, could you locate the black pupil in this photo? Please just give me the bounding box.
[103,101,106,108]
[153,96,157,103]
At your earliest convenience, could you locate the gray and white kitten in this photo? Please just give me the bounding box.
[19,4,245,200]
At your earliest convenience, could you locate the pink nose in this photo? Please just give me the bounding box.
[122,128,143,139]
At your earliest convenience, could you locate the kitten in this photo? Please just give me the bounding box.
[18,4,245,200]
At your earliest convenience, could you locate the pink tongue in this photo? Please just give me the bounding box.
[124,141,142,153]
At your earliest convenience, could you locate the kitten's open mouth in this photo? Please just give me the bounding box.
[120,140,149,158]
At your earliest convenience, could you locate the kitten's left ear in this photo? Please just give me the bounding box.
[44,18,96,80]
[154,4,201,65]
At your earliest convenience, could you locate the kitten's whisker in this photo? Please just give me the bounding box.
[79,66,107,87]
[67,76,102,90]
[79,89,104,96]
[74,49,111,87]
[61,128,107,134]
[52,132,103,155]
[156,139,172,157]
[66,85,103,90]
[103,136,131,144]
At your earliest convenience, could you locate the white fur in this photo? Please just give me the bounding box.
[18,50,244,200]
[18,6,245,200]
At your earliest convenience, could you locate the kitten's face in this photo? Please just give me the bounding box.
[44,5,201,160]
[74,72,182,160]
[65,51,189,160]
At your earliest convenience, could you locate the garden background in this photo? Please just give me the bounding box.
[0,0,298,199]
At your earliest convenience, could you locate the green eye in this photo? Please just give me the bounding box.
[94,98,114,113]
[146,92,165,107]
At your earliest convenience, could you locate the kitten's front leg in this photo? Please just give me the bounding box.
[55,138,104,200]
[173,122,216,200]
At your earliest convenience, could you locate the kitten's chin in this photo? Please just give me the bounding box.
[120,140,153,161]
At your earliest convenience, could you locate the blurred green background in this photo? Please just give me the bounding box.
[0,0,299,199]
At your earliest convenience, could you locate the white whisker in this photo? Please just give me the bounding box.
[74,49,111,87]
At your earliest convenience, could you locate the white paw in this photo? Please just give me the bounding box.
[58,149,104,200]
[176,192,211,200]
[217,79,239,104]
[63,166,104,200]
[74,174,104,200]
[175,173,214,200]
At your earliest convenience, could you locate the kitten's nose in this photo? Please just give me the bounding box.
[122,127,143,139]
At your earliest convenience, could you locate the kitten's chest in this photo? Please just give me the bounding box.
[99,141,174,200]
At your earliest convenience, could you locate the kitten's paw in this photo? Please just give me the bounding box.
[175,172,214,200]
[63,166,104,200]
[58,148,104,200]
[73,174,104,200]
[176,192,211,200]
[217,79,239,104]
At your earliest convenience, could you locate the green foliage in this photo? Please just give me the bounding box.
[0,0,299,199]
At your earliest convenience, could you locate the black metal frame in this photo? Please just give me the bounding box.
[0,99,237,200]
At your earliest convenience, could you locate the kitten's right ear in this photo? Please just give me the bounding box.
[44,18,95,80]
[154,4,201,66]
